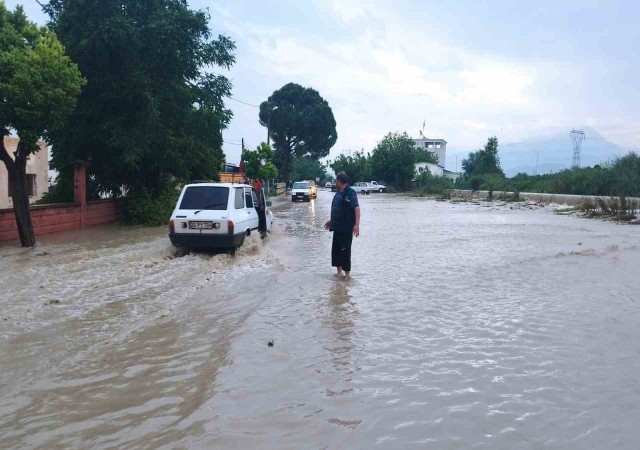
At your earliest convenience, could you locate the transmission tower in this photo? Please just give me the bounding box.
[570,129,585,167]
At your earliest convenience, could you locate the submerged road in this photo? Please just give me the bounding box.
[1,190,639,449]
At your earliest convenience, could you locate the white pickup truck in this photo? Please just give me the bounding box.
[354,181,387,194]
[370,181,387,192]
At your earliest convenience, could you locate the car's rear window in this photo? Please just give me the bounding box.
[294,182,309,189]
[179,186,229,210]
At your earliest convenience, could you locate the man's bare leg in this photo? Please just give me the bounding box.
[344,271,351,281]
[335,267,343,278]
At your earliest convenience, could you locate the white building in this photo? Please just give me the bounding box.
[413,137,459,182]
[415,162,444,177]
[0,137,49,209]
[413,137,447,167]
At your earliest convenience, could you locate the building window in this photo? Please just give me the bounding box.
[7,173,36,197]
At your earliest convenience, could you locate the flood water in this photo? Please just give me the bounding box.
[1,190,639,449]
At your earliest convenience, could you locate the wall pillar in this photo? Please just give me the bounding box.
[74,161,88,228]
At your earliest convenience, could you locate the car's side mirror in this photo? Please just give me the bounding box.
[266,201,272,207]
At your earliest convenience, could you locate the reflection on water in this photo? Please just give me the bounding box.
[1,191,640,449]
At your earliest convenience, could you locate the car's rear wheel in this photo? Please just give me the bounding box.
[379,188,384,193]
[361,190,366,194]
[291,196,295,202]
[174,246,190,258]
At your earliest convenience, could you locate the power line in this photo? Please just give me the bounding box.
[229,97,259,108]
[223,140,242,146]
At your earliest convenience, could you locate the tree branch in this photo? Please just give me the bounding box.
[0,139,15,169]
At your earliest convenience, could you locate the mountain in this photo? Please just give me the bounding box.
[449,127,629,177]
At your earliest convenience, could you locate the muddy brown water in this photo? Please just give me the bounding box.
[1,191,639,449]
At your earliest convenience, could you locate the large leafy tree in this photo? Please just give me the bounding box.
[291,155,327,182]
[241,142,278,180]
[43,0,235,197]
[0,3,84,247]
[259,83,337,181]
[369,132,417,190]
[330,150,371,184]
[462,136,504,178]
[415,147,439,164]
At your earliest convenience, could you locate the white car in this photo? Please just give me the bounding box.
[169,182,273,250]
[291,181,312,202]
[370,181,387,193]
[353,182,374,194]
[303,180,318,198]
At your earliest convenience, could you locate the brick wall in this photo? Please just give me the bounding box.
[0,199,120,243]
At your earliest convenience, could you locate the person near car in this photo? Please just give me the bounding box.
[324,172,360,280]
[253,179,267,235]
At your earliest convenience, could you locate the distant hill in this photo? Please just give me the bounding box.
[449,127,629,177]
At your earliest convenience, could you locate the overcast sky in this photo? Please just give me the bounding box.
[7,0,640,170]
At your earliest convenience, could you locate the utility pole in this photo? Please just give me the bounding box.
[241,138,245,152]
[535,153,539,176]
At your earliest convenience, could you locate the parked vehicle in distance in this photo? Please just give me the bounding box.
[303,180,318,198]
[325,181,332,189]
[292,181,312,202]
[370,181,387,192]
[331,183,337,192]
[168,182,273,251]
[353,181,373,194]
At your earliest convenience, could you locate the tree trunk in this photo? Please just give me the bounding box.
[0,140,37,247]
[9,168,36,247]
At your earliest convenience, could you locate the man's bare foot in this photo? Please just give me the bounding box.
[344,272,351,281]
[335,268,344,279]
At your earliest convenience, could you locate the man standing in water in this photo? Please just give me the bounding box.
[324,172,360,280]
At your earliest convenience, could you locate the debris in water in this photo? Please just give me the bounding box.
[267,340,274,347]
[36,251,49,257]
[47,299,61,305]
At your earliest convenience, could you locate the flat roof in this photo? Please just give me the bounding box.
[413,137,447,143]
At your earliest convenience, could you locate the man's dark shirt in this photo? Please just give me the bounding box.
[330,186,359,233]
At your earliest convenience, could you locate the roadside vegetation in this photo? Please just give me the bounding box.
[455,137,640,199]
[0,3,84,247]
[330,132,438,190]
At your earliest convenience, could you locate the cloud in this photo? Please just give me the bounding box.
[463,120,487,130]
[216,1,639,165]
[324,0,384,24]
[457,65,533,105]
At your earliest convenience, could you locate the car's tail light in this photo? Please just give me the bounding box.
[169,220,175,233]
[228,220,234,234]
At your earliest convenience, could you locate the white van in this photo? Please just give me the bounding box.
[291,181,312,202]
[169,183,273,250]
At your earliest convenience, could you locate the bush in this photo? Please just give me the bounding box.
[416,172,454,195]
[36,175,74,205]
[121,184,179,226]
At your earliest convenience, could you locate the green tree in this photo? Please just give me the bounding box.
[0,3,84,247]
[415,147,439,164]
[291,156,327,182]
[241,142,278,180]
[259,83,337,181]
[370,132,417,190]
[330,150,371,184]
[43,0,234,204]
[461,136,504,178]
